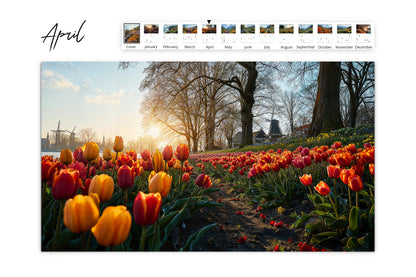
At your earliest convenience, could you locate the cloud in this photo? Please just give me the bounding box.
[85,89,125,105]
[42,70,80,92]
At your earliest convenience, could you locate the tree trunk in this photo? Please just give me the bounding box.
[348,91,358,127]
[308,62,344,137]
[238,62,257,146]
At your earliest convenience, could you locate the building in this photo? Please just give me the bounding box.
[268,119,283,142]
[232,129,267,148]
[41,133,50,150]
[292,124,310,138]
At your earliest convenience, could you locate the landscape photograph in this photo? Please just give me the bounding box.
[41,61,375,252]
[337,24,352,34]
[299,24,313,34]
[318,24,333,34]
[164,24,178,34]
[144,24,159,34]
[279,24,294,34]
[241,24,255,34]
[123,23,140,44]
[202,24,217,33]
[221,24,236,34]
[260,24,274,33]
[183,24,197,34]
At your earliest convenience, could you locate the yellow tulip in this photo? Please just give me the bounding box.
[82,142,99,162]
[149,171,172,198]
[91,205,131,247]
[63,194,100,233]
[103,149,112,161]
[152,150,165,172]
[113,136,124,153]
[60,148,73,165]
[89,174,114,202]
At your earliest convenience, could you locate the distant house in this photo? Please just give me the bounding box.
[232,129,267,147]
[293,124,310,138]
[41,133,50,150]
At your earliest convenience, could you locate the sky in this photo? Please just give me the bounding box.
[41,62,151,144]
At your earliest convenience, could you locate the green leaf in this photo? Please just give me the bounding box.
[311,231,339,245]
[347,206,360,237]
[305,223,319,234]
[160,209,190,247]
[326,216,347,230]
[293,214,313,228]
[180,223,217,251]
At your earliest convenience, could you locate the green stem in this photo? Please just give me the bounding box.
[152,217,160,251]
[113,152,119,179]
[140,226,147,251]
[327,194,338,219]
[332,178,337,199]
[53,200,64,250]
[86,161,91,179]
[85,231,92,250]
[124,189,128,206]
[356,191,359,207]
[42,181,46,208]
[348,187,352,209]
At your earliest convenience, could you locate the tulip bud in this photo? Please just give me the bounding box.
[117,165,135,189]
[299,174,312,186]
[89,174,114,202]
[82,142,99,162]
[91,205,132,247]
[152,150,165,172]
[182,172,190,182]
[113,136,124,153]
[149,171,172,198]
[133,191,162,226]
[63,194,100,233]
[103,149,112,161]
[175,144,189,161]
[315,181,330,196]
[195,173,212,188]
[369,163,375,176]
[52,169,80,200]
[60,148,73,165]
[162,145,173,161]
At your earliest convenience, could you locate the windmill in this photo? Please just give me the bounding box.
[51,121,65,149]
[266,109,283,141]
[65,126,76,149]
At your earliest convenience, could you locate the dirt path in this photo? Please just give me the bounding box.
[176,179,318,251]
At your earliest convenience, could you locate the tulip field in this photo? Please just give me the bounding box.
[41,125,374,251]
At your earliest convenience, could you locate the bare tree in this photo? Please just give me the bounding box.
[78,128,98,143]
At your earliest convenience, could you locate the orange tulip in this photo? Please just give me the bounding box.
[369,163,375,176]
[340,168,355,185]
[82,142,99,162]
[182,172,190,182]
[315,181,330,196]
[133,192,162,226]
[148,171,172,198]
[152,150,165,172]
[64,193,100,233]
[52,169,81,200]
[103,149,112,161]
[175,144,189,161]
[88,174,114,202]
[113,136,124,153]
[162,145,173,161]
[91,205,132,247]
[60,148,73,165]
[299,174,312,186]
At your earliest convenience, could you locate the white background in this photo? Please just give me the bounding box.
[1,0,415,276]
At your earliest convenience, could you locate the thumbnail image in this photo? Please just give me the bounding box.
[221,24,236,34]
[241,24,255,34]
[183,24,197,33]
[164,24,178,34]
[202,24,217,33]
[144,24,159,34]
[318,24,332,34]
[337,24,352,34]
[279,24,294,33]
[124,23,140,43]
[299,24,313,34]
[260,24,274,33]
[356,24,371,34]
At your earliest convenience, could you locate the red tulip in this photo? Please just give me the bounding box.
[140,149,151,161]
[348,175,363,192]
[195,173,212,188]
[182,172,190,182]
[133,191,162,226]
[162,145,173,161]
[117,165,135,189]
[52,169,81,200]
[340,169,355,185]
[369,163,375,176]
[315,181,330,196]
[327,165,341,179]
[175,144,190,161]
